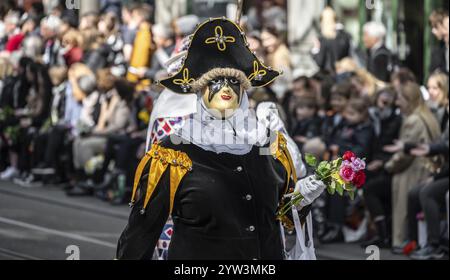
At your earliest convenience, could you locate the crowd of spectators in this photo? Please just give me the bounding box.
[0,0,448,260]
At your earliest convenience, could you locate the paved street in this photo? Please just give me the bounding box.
[0,181,409,260]
[0,181,126,260]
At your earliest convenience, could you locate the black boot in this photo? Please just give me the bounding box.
[361,218,390,248]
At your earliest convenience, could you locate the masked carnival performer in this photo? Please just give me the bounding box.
[116,17,326,260]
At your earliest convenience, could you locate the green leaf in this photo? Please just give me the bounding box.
[327,185,336,195]
[348,191,355,200]
[305,154,317,167]
[330,181,336,191]
[317,161,329,174]
[336,181,344,196]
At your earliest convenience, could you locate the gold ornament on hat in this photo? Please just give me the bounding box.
[173,68,196,92]
[248,61,267,82]
[205,26,236,51]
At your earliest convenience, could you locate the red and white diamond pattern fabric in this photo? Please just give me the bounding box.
[150,117,185,144]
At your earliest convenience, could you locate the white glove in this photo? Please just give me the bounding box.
[293,175,326,208]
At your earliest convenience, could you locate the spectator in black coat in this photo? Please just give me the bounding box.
[363,21,392,82]
[311,7,352,73]
[362,87,402,248]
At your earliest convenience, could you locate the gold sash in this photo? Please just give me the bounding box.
[270,132,298,193]
[130,143,192,215]
[271,132,298,230]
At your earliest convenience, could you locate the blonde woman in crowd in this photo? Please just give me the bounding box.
[384,82,441,253]
[61,29,83,67]
[426,71,449,129]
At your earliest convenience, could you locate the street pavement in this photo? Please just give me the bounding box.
[0,180,409,260]
[0,181,126,260]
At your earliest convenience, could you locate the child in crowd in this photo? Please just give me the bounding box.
[290,96,322,151]
[321,82,357,159]
[332,98,375,159]
[319,98,374,244]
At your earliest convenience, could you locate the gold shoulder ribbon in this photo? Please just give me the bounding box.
[270,132,298,192]
[271,132,299,231]
[130,143,192,215]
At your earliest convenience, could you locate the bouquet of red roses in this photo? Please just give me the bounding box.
[278,151,366,217]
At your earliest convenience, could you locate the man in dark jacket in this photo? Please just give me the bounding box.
[363,21,392,82]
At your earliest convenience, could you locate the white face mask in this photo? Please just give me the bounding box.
[201,77,243,120]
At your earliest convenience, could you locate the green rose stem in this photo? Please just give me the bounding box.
[277,154,347,218]
[278,193,304,217]
[277,172,333,218]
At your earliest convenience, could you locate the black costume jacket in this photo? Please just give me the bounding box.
[116,133,310,260]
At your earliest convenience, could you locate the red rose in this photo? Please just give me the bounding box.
[352,171,366,189]
[343,151,356,161]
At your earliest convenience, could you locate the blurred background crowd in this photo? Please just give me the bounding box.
[0,0,448,260]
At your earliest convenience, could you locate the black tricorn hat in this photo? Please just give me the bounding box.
[159,17,281,94]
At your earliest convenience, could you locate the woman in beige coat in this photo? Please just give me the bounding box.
[384,82,441,251]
